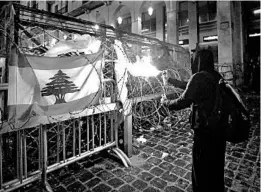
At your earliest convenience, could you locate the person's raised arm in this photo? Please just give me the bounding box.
[161,73,205,110]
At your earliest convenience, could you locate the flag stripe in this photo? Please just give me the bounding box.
[8,91,101,120]
[10,49,103,70]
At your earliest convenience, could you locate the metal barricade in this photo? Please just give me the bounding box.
[0,79,131,192]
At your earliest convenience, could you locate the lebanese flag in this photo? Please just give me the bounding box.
[7,48,104,130]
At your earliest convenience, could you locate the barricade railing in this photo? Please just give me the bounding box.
[0,79,131,192]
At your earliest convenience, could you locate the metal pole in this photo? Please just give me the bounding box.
[0,134,2,189]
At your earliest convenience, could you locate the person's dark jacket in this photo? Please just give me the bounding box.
[163,49,226,192]
[163,49,222,129]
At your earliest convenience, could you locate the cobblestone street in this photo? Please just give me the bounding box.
[21,92,260,192]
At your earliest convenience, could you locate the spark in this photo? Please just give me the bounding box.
[127,56,161,78]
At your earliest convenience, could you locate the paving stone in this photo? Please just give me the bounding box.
[159,162,174,171]
[112,169,126,177]
[142,147,156,154]
[167,143,179,150]
[165,185,185,192]
[147,157,162,165]
[231,151,244,159]
[170,150,179,156]
[241,159,255,167]
[132,179,148,190]
[58,171,73,180]
[175,178,190,190]
[133,147,141,155]
[121,174,136,183]
[169,138,180,144]
[225,176,233,188]
[184,171,191,181]
[253,175,260,188]
[237,165,254,177]
[149,137,160,143]
[96,170,114,181]
[227,162,239,171]
[138,171,155,182]
[151,150,163,158]
[146,141,157,147]
[150,178,167,190]
[225,169,235,179]
[161,171,178,182]
[163,155,177,163]
[78,171,94,183]
[244,153,257,162]
[178,147,190,154]
[173,159,187,167]
[184,163,192,171]
[154,145,168,152]
[107,178,125,188]
[61,176,76,186]
[92,183,112,192]
[47,175,60,188]
[125,167,142,175]
[150,167,165,176]
[89,166,104,174]
[182,155,192,162]
[186,184,193,192]
[158,140,169,146]
[138,152,150,160]
[118,184,135,192]
[226,155,241,163]
[85,178,101,188]
[67,181,86,192]
[140,162,154,171]
[235,172,252,183]
[53,185,67,192]
[143,186,161,192]
[104,161,116,170]
[249,186,260,192]
[171,166,187,177]
[175,153,185,158]
[231,179,250,192]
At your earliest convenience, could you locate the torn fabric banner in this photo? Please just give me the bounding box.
[7,48,104,130]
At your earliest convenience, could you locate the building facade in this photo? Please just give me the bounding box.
[21,0,260,83]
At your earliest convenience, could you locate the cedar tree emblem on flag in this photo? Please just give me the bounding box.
[41,70,80,104]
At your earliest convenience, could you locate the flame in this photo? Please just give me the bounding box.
[127,55,161,77]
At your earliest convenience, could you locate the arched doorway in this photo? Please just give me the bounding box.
[113,3,132,32]
[139,1,166,40]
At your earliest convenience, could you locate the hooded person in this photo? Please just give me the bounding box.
[161,49,227,192]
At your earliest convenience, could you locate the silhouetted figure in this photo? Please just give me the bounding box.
[161,49,227,192]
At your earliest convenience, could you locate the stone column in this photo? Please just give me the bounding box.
[217,1,243,84]
[156,3,164,41]
[188,1,198,52]
[131,15,141,35]
[166,1,178,45]
[131,15,142,55]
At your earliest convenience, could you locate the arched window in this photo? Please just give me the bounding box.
[116,16,132,32]
[141,10,156,34]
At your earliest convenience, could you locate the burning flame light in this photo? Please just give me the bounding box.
[50,38,57,47]
[117,16,122,25]
[94,24,99,30]
[127,56,161,77]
